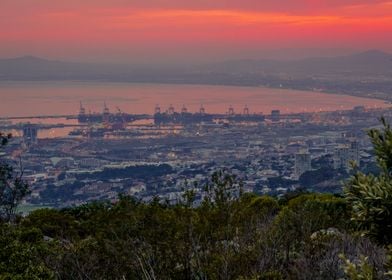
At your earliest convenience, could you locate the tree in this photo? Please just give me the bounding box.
[0,132,11,146]
[0,133,30,223]
[344,118,392,244]
[203,169,243,208]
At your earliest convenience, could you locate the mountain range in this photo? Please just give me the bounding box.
[201,50,392,77]
[0,50,391,82]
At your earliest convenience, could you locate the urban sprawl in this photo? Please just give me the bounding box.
[0,103,390,208]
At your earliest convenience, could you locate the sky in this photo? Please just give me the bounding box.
[1,0,392,64]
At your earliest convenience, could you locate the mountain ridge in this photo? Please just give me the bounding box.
[0,50,391,82]
[2,49,391,66]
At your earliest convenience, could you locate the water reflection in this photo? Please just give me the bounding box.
[0,82,390,138]
[0,82,388,117]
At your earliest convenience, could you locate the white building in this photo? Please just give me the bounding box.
[333,141,359,170]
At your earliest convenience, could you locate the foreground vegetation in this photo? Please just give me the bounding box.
[2,189,389,279]
[2,120,392,279]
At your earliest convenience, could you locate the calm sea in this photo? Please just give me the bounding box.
[0,81,389,117]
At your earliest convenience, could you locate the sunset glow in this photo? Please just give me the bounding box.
[1,0,392,62]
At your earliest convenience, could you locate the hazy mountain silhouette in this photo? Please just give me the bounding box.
[0,50,391,82]
[0,56,163,81]
[203,50,392,77]
[0,56,93,80]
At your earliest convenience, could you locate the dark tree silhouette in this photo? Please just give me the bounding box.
[0,133,30,222]
[345,117,392,244]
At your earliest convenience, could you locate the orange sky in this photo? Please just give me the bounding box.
[1,0,392,63]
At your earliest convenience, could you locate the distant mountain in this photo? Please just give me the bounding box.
[0,56,162,81]
[0,56,93,80]
[290,50,392,75]
[0,50,391,82]
[348,49,392,61]
[202,50,392,78]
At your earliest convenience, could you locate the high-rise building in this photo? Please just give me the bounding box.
[294,151,311,179]
[350,141,360,164]
[333,141,359,170]
[23,124,38,145]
